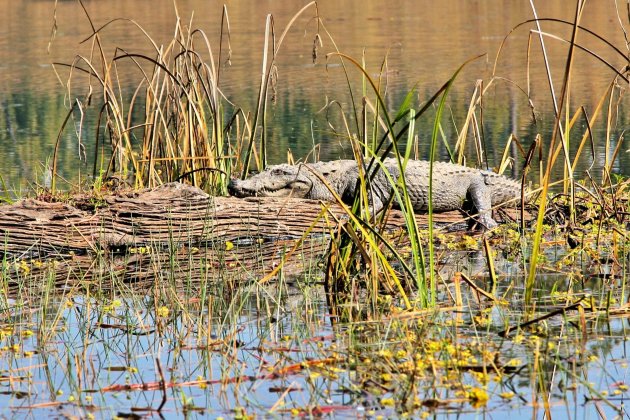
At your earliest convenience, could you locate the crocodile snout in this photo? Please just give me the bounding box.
[227,178,246,197]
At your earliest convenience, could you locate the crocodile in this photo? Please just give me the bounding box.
[227,159,523,228]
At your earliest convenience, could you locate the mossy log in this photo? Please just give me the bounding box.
[0,182,519,260]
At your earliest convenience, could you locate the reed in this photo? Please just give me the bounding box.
[516,1,629,308]
[316,41,487,314]
[241,2,320,176]
[53,2,246,193]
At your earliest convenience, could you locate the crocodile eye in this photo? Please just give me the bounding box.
[270,168,287,176]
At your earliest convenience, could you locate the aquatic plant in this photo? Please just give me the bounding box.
[52,2,321,194]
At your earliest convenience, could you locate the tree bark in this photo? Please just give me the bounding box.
[0,182,487,259]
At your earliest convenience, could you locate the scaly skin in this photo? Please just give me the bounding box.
[228,159,523,228]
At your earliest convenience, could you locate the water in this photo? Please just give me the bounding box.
[2,1,630,417]
[1,258,629,418]
[1,1,629,189]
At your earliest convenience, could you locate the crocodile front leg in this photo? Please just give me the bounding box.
[468,178,498,229]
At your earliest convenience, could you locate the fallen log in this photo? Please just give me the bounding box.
[0,182,520,259]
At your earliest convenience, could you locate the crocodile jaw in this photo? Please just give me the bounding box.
[228,178,312,198]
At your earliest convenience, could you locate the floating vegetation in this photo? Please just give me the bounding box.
[0,238,628,417]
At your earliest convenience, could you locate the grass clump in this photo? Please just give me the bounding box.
[52,2,321,195]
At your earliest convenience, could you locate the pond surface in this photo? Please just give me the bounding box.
[1,0,629,190]
[0,242,629,419]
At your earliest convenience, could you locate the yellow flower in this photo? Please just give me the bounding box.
[472,370,490,385]
[499,391,514,400]
[513,334,525,344]
[18,260,30,275]
[427,341,441,352]
[381,397,395,407]
[197,375,207,389]
[507,358,521,367]
[157,306,169,318]
[444,344,456,356]
[469,387,489,408]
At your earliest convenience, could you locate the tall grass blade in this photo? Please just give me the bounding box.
[525,1,585,308]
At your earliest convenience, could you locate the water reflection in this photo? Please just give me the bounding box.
[1,1,628,190]
[2,251,629,418]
